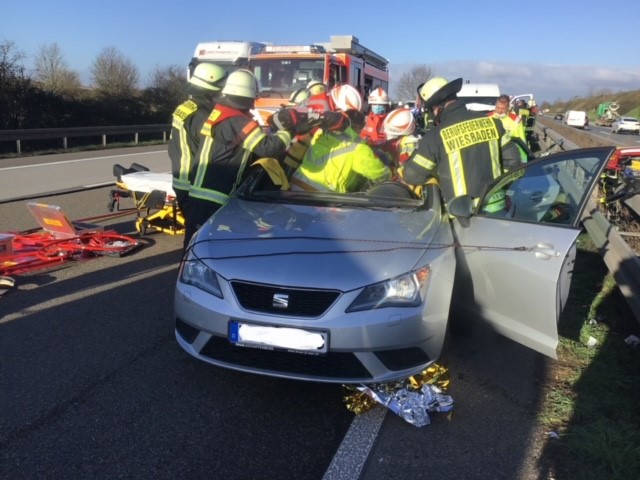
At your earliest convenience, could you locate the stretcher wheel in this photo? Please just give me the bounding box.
[136,219,148,236]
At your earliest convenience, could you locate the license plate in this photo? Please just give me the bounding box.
[228,321,328,354]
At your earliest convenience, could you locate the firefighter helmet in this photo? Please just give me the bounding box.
[222,69,259,99]
[307,80,327,96]
[383,108,416,139]
[187,63,228,93]
[368,87,390,105]
[330,84,362,112]
[288,88,310,106]
[417,77,463,109]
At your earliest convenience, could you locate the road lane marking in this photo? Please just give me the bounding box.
[0,150,167,171]
[322,407,386,480]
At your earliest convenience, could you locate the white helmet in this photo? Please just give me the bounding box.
[189,63,228,92]
[222,69,259,99]
[368,87,389,105]
[383,108,416,139]
[330,84,362,112]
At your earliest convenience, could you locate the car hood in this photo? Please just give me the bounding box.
[191,197,444,290]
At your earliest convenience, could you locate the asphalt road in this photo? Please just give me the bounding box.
[0,147,587,479]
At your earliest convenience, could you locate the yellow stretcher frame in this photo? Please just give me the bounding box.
[110,180,185,237]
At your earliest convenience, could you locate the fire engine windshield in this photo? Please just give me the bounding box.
[251,59,325,98]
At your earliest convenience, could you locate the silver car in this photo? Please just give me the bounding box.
[175,147,615,384]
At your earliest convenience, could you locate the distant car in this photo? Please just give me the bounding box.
[611,117,640,135]
[554,114,564,121]
[174,147,615,384]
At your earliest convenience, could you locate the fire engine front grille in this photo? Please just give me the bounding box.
[231,281,340,317]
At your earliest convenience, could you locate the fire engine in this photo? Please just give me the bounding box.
[189,35,390,123]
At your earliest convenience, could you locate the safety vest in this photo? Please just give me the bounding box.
[190,104,290,205]
[360,113,387,145]
[168,98,211,192]
[488,111,528,162]
[291,127,390,192]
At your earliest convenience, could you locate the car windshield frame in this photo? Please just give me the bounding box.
[237,165,428,211]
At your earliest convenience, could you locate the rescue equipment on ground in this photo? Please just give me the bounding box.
[109,163,185,236]
[343,363,453,427]
[1,203,141,277]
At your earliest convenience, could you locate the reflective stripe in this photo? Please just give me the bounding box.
[189,187,229,205]
[488,139,502,177]
[412,153,437,171]
[193,136,214,190]
[448,150,467,196]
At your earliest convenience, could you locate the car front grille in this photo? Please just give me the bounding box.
[231,281,341,317]
[200,335,372,381]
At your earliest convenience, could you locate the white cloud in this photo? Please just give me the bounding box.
[390,61,640,104]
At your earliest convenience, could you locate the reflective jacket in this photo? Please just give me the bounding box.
[360,112,387,146]
[401,100,510,205]
[168,96,214,193]
[291,126,391,193]
[488,111,528,162]
[190,102,291,205]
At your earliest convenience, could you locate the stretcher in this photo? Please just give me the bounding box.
[109,163,185,236]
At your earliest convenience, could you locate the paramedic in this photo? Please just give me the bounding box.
[290,86,391,193]
[400,76,514,212]
[187,69,299,247]
[360,87,390,146]
[488,94,529,163]
[168,62,227,250]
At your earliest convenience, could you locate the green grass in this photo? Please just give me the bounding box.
[538,233,640,479]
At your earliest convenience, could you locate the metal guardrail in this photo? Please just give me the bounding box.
[0,125,170,154]
[538,124,640,324]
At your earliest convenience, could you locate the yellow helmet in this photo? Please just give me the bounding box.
[187,63,228,93]
[307,80,327,96]
[417,76,463,109]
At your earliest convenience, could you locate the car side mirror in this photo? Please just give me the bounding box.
[447,195,474,218]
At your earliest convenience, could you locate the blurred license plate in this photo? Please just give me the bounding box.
[228,321,328,354]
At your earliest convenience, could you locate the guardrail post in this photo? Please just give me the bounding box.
[135,132,139,145]
[102,134,106,147]
[16,140,21,155]
[163,131,166,142]
[63,137,68,151]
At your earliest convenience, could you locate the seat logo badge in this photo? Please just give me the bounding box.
[273,293,289,309]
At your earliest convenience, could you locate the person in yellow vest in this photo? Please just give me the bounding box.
[168,63,228,251]
[400,76,515,213]
[488,94,530,164]
[290,85,391,193]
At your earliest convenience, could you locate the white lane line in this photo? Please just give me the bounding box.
[322,407,387,480]
[0,150,166,171]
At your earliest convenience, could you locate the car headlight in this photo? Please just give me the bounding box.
[179,257,223,298]
[346,266,430,312]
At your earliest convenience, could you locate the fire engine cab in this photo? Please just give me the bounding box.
[189,35,389,122]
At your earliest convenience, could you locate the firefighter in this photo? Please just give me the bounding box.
[305,80,333,113]
[488,94,530,164]
[290,86,391,193]
[382,107,419,167]
[361,87,390,146]
[400,76,515,213]
[168,62,228,251]
[188,69,299,248]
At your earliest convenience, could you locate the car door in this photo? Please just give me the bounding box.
[450,147,615,358]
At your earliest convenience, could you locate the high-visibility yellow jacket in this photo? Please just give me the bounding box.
[291,126,391,193]
[488,111,528,162]
[190,102,291,206]
[168,97,214,193]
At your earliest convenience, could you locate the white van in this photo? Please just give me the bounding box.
[457,83,501,112]
[564,110,588,129]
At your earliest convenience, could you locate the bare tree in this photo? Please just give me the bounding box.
[148,64,186,102]
[394,65,434,103]
[0,39,34,128]
[34,42,81,95]
[90,46,139,98]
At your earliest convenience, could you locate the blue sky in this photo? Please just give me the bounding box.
[2,0,639,103]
